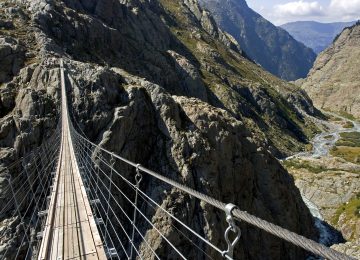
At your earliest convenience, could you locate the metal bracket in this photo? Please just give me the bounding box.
[90,199,100,205]
[106,247,118,258]
[36,231,44,240]
[96,218,104,225]
[110,154,116,168]
[135,164,143,184]
[222,203,241,259]
[38,210,48,217]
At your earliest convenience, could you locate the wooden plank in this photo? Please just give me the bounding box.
[38,60,107,260]
[64,222,81,259]
[38,123,64,260]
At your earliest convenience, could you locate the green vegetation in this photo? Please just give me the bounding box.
[331,132,360,164]
[283,159,328,174]
[338,110,356,120]
[336,132,360,147]
[305,143,313,152]
[331,146,360,164]
[159,0,321,155]
[343,121,355,128]
[331,194,360,239]
[327,114,342,122]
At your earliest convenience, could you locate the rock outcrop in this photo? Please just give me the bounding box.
[302,22,360,119]
[65,59,316,259]
[285,156,360,258]
[28,0,321,157]
[0,36,25,83]
[0,0,320,259]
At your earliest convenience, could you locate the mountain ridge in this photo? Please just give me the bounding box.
[301,22,360,119]
[0,0,319,258]
[281,20,356,54]
[199,0,317,81]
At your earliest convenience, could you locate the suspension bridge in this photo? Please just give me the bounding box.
[0,59,356,260]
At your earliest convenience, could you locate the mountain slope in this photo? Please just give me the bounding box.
[27,0,321,157]
[0,0,319,258]
[199,0,317,81]
[281,21,356,54]
[302,22,360,119]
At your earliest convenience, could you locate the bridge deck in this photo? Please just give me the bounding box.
[38,60,106,260]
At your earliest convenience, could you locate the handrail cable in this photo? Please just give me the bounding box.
[74,139,163,259]
[70,110,356,260]
[13,157,57,259]
[0,138,61,216]
[0,128,61,215]
[2,152,59,259]
[77,138,224,257]
[75,136,121,259]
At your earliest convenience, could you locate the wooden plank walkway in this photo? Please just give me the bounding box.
[38,60,106,260]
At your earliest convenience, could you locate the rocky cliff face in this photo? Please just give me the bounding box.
[0,0,319,259]
[302,22,360,119]
[198,0,317,81]
[31,0,323,157]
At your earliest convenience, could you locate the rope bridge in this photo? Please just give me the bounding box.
[0,59,356,260]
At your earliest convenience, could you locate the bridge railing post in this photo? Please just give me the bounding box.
[129,164,142,259]
[103,154,115,254]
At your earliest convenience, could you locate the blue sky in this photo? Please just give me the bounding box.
[247,0,360,25]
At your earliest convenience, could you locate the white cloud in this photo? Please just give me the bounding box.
[261,0,360,25]
[329,0,360,16]
[274,1,324,17]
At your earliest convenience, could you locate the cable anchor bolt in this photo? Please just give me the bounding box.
[222,203,241,259]
[110,153,116,167]
[135,164,143,185]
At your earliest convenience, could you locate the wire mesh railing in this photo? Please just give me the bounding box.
[64,57,355,260]
[1,58,356,260]
[70,123,231,259]
[0,123,61,260]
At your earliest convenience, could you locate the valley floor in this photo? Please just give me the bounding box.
[282,113,360,258]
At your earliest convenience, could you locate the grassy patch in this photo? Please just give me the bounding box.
[343,121,355,128]
[305,143,313,152]
[283,159,328,174]
[331,194,360,237]
[336,132,360,147]
[331,146,360,164]
[328,115,342,122]
[331,132,360,163]
[338,111,356,121]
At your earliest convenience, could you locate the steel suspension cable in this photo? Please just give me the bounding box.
[74,138,157,259]
[2,153,59,259]
[75,147,124,259]
[78,141,226,257]
[63,56,355,260]
[0,138,61,216]
[13,157,57,259]
[70,125,356,260]
[77,150,187,260]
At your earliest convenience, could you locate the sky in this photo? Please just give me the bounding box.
[247,0,360,25]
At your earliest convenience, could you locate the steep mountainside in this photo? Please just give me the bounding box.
[0,0,320,259]
[281,21,356,54]
[302,22,360,119]
[199,0,317,81]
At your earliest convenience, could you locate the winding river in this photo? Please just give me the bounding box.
[286,113,360,160]
[285,113,360,248]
